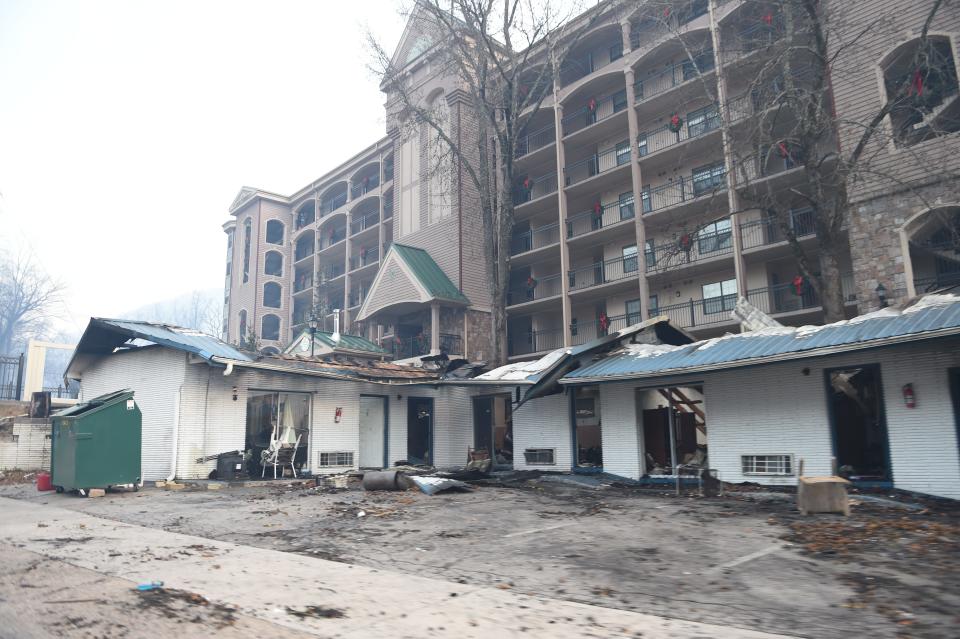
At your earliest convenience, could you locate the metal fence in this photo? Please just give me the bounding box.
[0,354,24,401]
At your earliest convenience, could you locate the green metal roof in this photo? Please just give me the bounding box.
[287,329,386,355]
[392,244,470,305]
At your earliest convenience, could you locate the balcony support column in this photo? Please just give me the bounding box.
[552,93,574,347]
[624,67,652,321]
[430,302,441,355]
[620,20,632,55]
[709,0,748,317]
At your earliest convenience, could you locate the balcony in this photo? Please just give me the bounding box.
[294,239,315,262]
[629,1,709,50]
[915,273,960,293]
[515,123,556,158]
[566,195,635,240]
[350,175,380,199]
[349,246,379,271]
[510,222,561,256]
[642,165,727,215]
[633,49,715,104]
[383,157,394,183]
[320,191,348,216]
[562,89,628,137]
[559,38,624,88]
[730,148,804,189]
[383,198,393,220]
[570,313,633,347]
[740,208,815,251]
[350,211,379,235]
[563,141,631,187]
[509,327,564,357]
[721,15,785,65]
[568,255,637,293]
[319,227,347,251]
[513,171,558,206]
[647,229,733,275]
[319,263,345,282]
[389,332,463,359]
[293,273,314,293]
[638,104,720,158]
[348,289,366,308]
[507,273,563,306]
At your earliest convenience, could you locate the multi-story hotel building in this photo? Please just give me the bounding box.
[222,0,960,361]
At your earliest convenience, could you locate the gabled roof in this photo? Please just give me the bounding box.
[356,244,469,320]
[283,329,386,357]
[66,318,252,380]
[562,295,960,384]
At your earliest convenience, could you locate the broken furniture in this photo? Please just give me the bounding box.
[261,434,301,479]
[50,389,142,495]
[796,458,850,516]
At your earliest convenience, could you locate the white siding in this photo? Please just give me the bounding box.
[512,393,573,472]
[599,382,643,480]
[79,347,187,482]
[432,386,476,467]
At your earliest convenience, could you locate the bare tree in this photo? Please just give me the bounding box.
[122,289,222,336]
[0,250,66,355]
[368,0,621,363]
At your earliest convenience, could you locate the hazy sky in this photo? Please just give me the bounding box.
[0,0,407,335]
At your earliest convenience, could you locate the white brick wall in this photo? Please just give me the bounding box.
[0,421,51,471]
[593,340,960,500]
[512,392,573,472]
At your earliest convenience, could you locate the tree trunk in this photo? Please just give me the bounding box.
[817,240,847,322]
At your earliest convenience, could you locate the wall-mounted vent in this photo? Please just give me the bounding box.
[741,454,793,476]
[318,451,354,467]
[523,448,556,466]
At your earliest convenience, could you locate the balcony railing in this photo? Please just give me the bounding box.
[647,229,733,274]
[739,208,815,250]
[515,124,556,158]
[507,273,563,306]
[319,263,345,282]
[348,290,366,308]
[642,167,727,214]
[570,313,633,347]
[349,246,379,271]
[320,192,348,216]
[350,212,379,235]
[638,106,720,157]
[722,15,785,65]
[351,175,380,199]
[564,141,631,186]
[561,89,628,137]
[383,159,394,183]
[629,1,709,50]
[510,222,561,255]
[560,38,624,87]
[513,171,558,205]
[383,199,393,219]
[509,327,564,357]
[293,273,314,293]
[915,273,960,293]
[566,195,635,239]
[729,149,803,188]
[390,332,463,359]
[568,255,637,292]
[727,68,816,124]
[634,49,715,103]
[294,242,314,262]
[319,227,347,250]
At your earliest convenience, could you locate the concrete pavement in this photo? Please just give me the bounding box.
[0,496,801,638]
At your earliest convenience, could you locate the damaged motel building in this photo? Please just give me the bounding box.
[61,295,960,501]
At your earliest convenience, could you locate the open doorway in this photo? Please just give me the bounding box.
[952,368,960,457]
[406,397,433,465]
[472,395,513,468]
[573,386,602,471]
[637,386,706,475]
[826,365,890,481]
[245,390,310,477]
[359,395,387,468]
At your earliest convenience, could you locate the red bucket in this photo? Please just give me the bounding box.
[36,472,53,492]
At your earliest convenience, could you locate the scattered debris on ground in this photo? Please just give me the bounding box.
[136,586,238,628]
[285,605,346,619]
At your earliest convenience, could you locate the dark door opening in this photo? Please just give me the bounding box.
[406,397,433,466]
[826,365,891,481]
[638,386,706,475]
[950,368,960,457]
[573,386,602,472]
[473,395,513,468]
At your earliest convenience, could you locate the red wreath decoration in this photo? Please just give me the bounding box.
[592,201,603,216]
[588,98,597,112]
[762,12,773,25]
[679,233,692,251]
[394,336,403,346]
[522,177,532,189]
[526,275,538,289]
[910,69,925,96]
[669,113,683,133]
[662,7,670,18]
[777,141,792,160]
[792,275,805,296]
[598,312,609,332]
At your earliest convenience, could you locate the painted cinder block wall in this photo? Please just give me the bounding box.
[591,339,960,499]
[511,392,574,473]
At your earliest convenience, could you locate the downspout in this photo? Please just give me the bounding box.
[167,384,183,482]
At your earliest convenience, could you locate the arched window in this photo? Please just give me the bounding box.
[266,219,285,245]
[295,203,316,230]
[884,36,960,147]
[398,115,421,237]
[238,310,248,340]
[265,250,283,277]
[242,219,252,283]
[427,91,451,223]
[263,282,282,308]
[261,314,280,341]
[261,346,280,356]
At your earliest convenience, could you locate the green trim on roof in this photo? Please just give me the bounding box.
[314,331,386,354]
[392,244,470,305]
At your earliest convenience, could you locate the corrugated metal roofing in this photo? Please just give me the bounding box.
[92,318,252,362]
[393,244,470,305]
[563,296,960,382]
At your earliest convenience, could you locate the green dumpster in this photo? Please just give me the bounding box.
[51,389,142,493]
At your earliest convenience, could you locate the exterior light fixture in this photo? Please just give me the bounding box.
[308,312,319,358]
[875,283,888,308]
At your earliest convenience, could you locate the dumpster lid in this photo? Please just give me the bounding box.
[53,389,134,417]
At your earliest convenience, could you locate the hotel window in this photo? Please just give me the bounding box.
[645,239,656,268]
[625,299,642,325]
[265,219,284,245]
[702,278,737,314]
[398,120,421,237]
[649,294,659,316]
[427,91,452,223]
[261,314,280,341]
[623,244,638,273]
[618,191,635,220]
[238,310,247,341]
[264,251,283,277]
[697,218,733,254]
[692,162,725,196]
[263,282,282,308]
[242,219,252,283]
[687,103,720,137]
[616,140,631,166]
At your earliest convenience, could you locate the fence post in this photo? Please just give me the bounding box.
[16,353,25,402]
[688,298,696,327]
